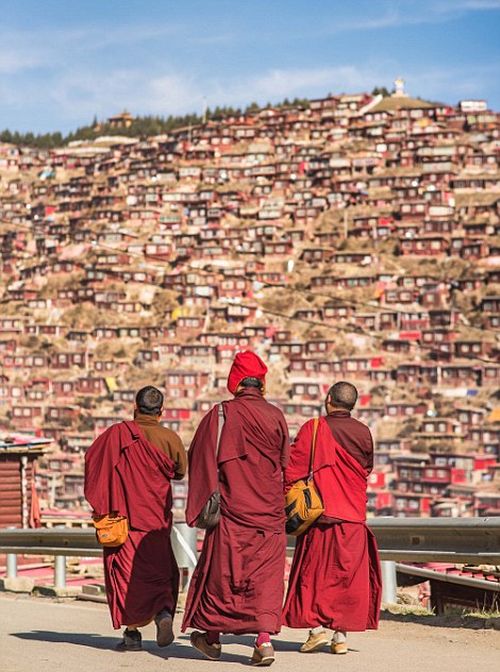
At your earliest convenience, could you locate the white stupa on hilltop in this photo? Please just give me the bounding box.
[393,77,408,97]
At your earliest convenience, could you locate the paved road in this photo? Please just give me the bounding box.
[1,594,499,672]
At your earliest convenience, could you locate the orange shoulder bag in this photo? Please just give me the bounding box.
[285,417,324,536]
[93,513,129,547]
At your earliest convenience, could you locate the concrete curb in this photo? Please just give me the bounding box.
[0,577,35,593]
[34,584,82,598]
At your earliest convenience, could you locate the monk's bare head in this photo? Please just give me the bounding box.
[235,376,266,396]
[325,381,358,413]
[135,385,164,417]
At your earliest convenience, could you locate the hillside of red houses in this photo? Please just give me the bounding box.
[0,83,499,526]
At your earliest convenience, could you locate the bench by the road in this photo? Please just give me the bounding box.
[1,594,499,672]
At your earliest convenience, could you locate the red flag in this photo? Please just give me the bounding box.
[29,466,41,528]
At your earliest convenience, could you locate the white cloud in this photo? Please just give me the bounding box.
[0,22,182,76]
[318,0,500,34]
[0,3,498,132]
[0,33,46,74]
[247,66,382,98]
[3,60,497,129]
[46,69,205,121]
[56,23,181,51]
[148,75,204,114]
[205,62,498,110]
[403,63,499,100]
[449,1,500,9]
[0,53,37,74]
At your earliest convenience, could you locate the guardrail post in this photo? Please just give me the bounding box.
[381,560,397,604]
[6,553,17,579]
[54,555,66,589]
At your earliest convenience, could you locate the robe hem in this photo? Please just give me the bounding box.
[181,625,282,635]
[282,621,379,632]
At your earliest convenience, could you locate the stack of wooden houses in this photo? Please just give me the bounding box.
[0,85,498,524]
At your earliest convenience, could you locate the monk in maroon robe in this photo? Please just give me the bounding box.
[85,385,186,652]
[283,381,381,655]
[183,351,289,667]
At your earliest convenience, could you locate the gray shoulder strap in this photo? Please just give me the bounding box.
[215,403,225,459]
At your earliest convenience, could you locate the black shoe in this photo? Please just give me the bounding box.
[155,609,174,647]
[190,631,222,660]
[116,628,142,652]
[251,643,275,666]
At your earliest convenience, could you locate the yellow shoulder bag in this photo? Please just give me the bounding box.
[285,418,324,536]
[93,513,129,547]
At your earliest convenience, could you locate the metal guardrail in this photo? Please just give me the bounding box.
[0,518,499,603]
[367,517,500,564]
[0,522,199,593]
[0,527,102,558]
[0,517,499,563]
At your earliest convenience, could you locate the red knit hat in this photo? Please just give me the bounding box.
[227,351,268,395]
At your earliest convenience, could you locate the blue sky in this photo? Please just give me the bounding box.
[1,0,499,133]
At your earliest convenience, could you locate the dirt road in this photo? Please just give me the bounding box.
[1,594,499,672]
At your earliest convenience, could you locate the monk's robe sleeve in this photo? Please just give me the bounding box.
[170,433,187,480]
[84,425,127,517]
[366,431,374,475]
[185,408,219,527]
[284,419,315,489]
[279,415,290,470]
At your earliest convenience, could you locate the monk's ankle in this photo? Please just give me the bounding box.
[256,632,271,647]
[206,631,220,645]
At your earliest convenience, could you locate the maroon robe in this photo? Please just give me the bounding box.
[182,388,289,635]
[85,421,179,629]
[282,416,381,631]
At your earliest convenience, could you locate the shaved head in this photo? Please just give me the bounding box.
[135,385,164,416]
[327,381,358,411]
